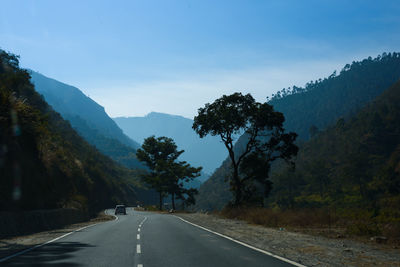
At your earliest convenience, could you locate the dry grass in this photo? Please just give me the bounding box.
[220,206,337,228]
[89,211,115,222]
[219,206,400,244]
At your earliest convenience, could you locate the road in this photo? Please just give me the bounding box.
[2,209,299,267]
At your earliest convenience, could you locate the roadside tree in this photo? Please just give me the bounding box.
[166,161,201,209]
[193,92,298,206]
[136,136,201,210]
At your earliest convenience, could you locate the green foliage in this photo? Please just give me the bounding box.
[193,92,297,206]
[195,52,400,211]
[265,79,400,238]
[136,136,201,210]
[65,114,143,169]
[0,50,144,214]
[114,113,227,175]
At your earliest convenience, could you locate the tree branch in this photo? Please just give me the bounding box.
[237,126,259,167]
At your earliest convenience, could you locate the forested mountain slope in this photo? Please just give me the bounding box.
[0,51,144,214]
[196,53,400,210]
[114,112,228,175]
[269,52,400,140]
[30,71,142,168]
[269,78,400,220]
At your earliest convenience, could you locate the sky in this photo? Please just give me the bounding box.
[1,0,399,119]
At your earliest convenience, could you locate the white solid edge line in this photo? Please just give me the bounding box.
[174,216,306,267]
[0,222,99,263]
[104,209,119,221]
[1,209,118,263]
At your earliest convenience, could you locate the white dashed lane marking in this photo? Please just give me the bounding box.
[136,216,147,266]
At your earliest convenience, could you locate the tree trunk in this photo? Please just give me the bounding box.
[171,193,175,210]
[159,191,162,210]
[233,167,242,206]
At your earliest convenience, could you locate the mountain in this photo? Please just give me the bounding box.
[114,112,228,176]
[29,71,143,168]
[0,50,145,214]
[268,79,400,227]
[195,52,400,210]
[268,52,400,140]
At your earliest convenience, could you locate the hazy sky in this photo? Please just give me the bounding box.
[1,0,399,119]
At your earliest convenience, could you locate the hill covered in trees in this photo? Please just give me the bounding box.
[195,52,400,210]
[30,71,143,169]
[270,79,400,211]
[0,50,145,214]
[269,52,400,140]
[263,79,400,236]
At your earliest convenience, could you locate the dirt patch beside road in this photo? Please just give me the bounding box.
[0,211,114,260]
[176,213,400,267]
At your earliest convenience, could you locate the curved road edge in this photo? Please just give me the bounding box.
[104,209,119,221]
[174,215,306,267]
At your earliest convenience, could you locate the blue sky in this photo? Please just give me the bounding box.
[1,0,399,119]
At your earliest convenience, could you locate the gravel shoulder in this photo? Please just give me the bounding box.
[176,213,400,267]
[0,211,114,260]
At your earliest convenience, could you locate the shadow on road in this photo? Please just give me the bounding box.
[2,241,95,266]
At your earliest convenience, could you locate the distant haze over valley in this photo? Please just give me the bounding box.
[114,112,229,175]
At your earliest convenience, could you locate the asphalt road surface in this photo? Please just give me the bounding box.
[2,209,299,267]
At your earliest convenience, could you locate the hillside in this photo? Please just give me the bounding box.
[269,52,400,140]
[269,79,400,213]
[114,112,228,176]
[196,52,400,210]
[29,71,142,168]
[0,50,144,214]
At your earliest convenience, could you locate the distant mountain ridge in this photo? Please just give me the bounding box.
[269,52,400,140]
[114,112,228,176]
[30,71,139,148]
[29,71,143,168]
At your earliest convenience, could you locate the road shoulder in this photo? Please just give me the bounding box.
[175,213,400,266]
[0,211,114,260]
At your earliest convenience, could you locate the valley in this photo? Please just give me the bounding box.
[1,2,400,265]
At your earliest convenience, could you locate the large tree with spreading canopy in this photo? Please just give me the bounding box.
[193,92,298,206]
